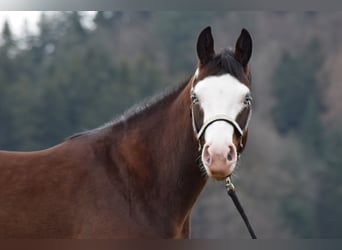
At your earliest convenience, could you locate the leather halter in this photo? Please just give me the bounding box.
[189,72,252,152]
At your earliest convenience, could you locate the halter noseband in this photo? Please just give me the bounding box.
[189,71,252,152]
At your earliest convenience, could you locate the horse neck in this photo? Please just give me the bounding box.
[110,78,207,228]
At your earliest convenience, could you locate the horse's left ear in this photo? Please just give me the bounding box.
[234,29,252,68]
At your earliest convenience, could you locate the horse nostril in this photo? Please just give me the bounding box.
[227,145,236,163]
[227,153,233,161]
[206,156,211,165]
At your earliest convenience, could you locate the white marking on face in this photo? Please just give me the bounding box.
[194,73,250,151]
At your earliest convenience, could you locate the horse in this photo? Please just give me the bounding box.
[0,26,253,238]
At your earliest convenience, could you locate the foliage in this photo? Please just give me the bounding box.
[281,195,317,237]
[271,39,323,147]
[154,12,215,76]
[316,129,342,238]
[271,39,327,237]
[0,12,165,150]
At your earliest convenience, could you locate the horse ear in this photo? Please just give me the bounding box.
[234,28,252,68]
[197,26,215,65]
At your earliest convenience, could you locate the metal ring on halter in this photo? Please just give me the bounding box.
[225,176,235,192]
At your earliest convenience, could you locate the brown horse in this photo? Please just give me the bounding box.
[0,26,253,238]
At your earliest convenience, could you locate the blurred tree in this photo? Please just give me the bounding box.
[2,20,15,48]
[5,77,41,150]
[271,39,325,237]
[281,195,317,237]
[94,11,115,28]
[0,21,17,149]
[272,52,299,134]
[317,129,342,238]
[28,12,165,148]
[299,96,323,153]
[271,38,323,153]
[68,11,87,37]
[155,12,215,76]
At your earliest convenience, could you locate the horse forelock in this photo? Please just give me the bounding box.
[197,49,251,89]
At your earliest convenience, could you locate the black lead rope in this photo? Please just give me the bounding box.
[225,177,257,239]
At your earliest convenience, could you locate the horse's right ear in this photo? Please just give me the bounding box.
[197,26,215,65]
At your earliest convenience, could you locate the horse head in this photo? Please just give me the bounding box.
[191,26,253,180]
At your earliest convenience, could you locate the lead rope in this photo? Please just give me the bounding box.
[225,177,257,239]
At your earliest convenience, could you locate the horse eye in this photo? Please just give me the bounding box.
[191,91,199,104]
[244,94,252,106]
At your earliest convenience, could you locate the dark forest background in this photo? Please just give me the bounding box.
[0,11,342,238]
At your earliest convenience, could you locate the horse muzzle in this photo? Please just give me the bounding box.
[201,142,237,180]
